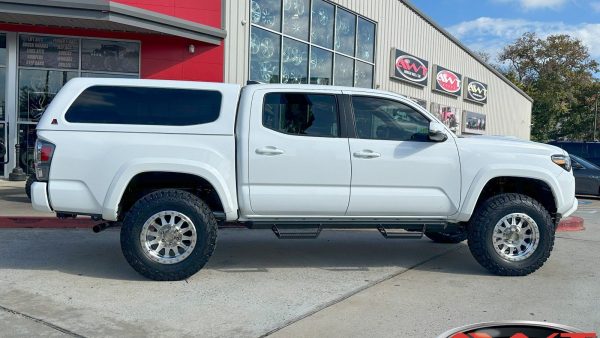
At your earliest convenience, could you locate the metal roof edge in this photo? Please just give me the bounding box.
[400,0,533,103]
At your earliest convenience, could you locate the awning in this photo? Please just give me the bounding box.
[0,0,227,45]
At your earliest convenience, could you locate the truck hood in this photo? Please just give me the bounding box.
[455,135,566,157]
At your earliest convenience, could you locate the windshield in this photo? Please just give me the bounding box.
[572,155,600,170]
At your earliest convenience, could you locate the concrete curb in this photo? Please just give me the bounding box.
[0,216,586,232]
[0,217,95,228]
[556,216,585,232]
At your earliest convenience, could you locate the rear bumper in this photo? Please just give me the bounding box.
[31,182,53,213]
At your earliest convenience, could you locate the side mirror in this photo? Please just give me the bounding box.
[429,121,448,142]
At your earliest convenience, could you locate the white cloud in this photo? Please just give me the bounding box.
[591,1,600,12]
[494,0,568,10]
[447,17,600,61]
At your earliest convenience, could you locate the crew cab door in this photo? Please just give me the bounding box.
[246,89,351,216]
[345,94,461,217]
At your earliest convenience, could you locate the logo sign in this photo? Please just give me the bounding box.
[433,65,462,96]
[438,321,595,338]
[464,78,488,104]
[390,49,429,86]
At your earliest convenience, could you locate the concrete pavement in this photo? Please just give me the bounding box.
[0,198,598,337]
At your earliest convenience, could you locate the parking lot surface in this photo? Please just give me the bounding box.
[0,198,599,337]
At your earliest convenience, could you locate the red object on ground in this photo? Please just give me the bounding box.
[556,216,585,232]
[0,217,95,228]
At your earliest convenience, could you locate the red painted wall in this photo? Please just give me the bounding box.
[111,0,222,28]
[0,24,224,82]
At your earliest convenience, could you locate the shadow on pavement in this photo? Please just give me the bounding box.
[0,228,489,281]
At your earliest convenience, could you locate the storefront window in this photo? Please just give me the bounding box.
[283,0,309,40]
[334,8,356,57]
[282,38,308,84]
[18,69,77,122]
[334,55,353,87]
[310,46,332,85]
[251,0,282,31]
[250,0,376,87]
[250,27,281,83]
[311,0,334,49]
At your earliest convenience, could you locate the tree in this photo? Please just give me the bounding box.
[498,32,599,141]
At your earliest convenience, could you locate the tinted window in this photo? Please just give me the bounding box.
[263,93,339,137]
[352,96,430,142]
[65,86,221,125]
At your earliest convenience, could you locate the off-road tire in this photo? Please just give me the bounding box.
[425,229,467,243]
[467,193,554,276]
[25,176,35,200]
[120,189,218,281]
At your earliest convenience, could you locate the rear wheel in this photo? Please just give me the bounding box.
[120,189,218,281]
[424,229,467,243]
[467,193,554,276]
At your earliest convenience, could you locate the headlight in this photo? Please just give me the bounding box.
[551,154,571,172]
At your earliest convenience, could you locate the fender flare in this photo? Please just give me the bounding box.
[101,158,236,221]
[456,165,564,222]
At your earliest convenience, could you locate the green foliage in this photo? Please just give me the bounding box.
[497,32,599,142]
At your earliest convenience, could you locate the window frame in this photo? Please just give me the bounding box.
[249,0,377,88]
[64,85,223,126]
[348,95,435,142]
[261,92,352,138]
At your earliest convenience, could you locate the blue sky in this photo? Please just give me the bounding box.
[409,0,600,66]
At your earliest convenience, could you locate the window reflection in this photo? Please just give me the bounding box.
[282,38,308,84]
[357,18,375,62]
[334,55,354,87]
[250,27,281,83]
[311,0,334,49]
[310,47,333,85]
[355,62,373,88]
[251,0,282,31]
[283,0,309,40]
[334,9,356,57]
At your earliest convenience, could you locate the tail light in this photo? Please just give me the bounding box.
[34,139,55,182]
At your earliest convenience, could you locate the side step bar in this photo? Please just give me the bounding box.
[272,225,322,239]
[377,225,424,239]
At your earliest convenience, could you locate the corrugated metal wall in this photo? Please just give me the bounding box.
[224,0,533,139]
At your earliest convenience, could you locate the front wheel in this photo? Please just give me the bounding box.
[467,193,555,276]
[120,189,218,281]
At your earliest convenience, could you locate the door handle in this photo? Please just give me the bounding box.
[353,150,381,159]
[256,146,285,156]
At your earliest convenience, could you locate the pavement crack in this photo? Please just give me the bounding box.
[258,244,465,338]
[0,304,86,338]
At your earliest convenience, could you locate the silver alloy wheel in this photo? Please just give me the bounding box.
[492,213,540,262]
[140,211,197,265]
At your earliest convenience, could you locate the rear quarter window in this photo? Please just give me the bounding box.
[65,86,222,126]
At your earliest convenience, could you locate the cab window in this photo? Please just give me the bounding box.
[352,96,430,142]
[263,93,340,138]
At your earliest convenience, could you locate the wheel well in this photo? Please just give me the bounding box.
[475,177,557,216]
[118,172,224,220]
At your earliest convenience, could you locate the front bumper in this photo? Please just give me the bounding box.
[31,182,53,213]
[560,198,578,219]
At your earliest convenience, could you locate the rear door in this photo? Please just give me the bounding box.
[345,93,461,217]
[247,89,352,216]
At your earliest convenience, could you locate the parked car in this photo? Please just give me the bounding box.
[549,141,600,167]
[31,78,577,281]
[571,154,600,196]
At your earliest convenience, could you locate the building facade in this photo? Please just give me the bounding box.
[0,0,533,179]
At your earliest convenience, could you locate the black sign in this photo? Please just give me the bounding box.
[464,77,488,104]
[81,39,140,74]
[433,65,462,97]
[390,49,429,86]
[19,35,79,69]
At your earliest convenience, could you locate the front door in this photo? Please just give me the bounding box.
[345,94,461,217]
[247,90,351,216]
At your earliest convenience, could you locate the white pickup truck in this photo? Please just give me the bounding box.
[31,78,577,281]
